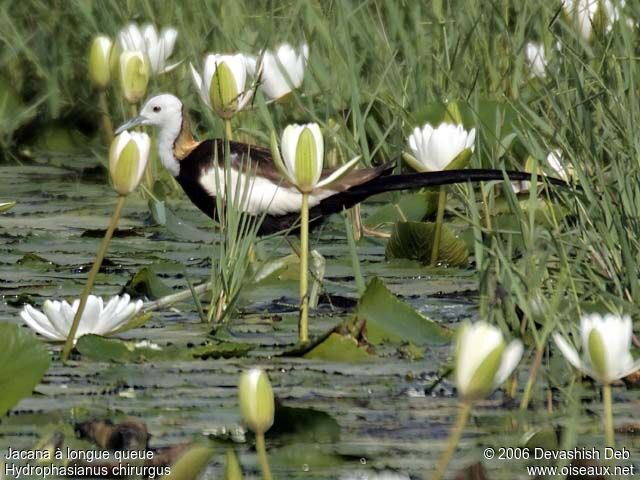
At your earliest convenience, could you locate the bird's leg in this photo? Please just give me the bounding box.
[352,204,392,239]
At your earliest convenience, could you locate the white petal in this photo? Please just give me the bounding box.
[160,27,178,59]
[43,300,71,338]
[189,63,209,106]
[20,305,62,340]
[553,332,587,373]
[455,322,504,394]
[281,124,303,175]
[493,340,524,388]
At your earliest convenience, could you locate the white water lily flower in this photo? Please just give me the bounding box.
[109,130,151,195]
[525,42,547,78]
[553,313,640,384]
[407,123,476,172]
[258,43,309,100]
[271,122,360,193]
[190,54,254,119]
[20,294,143,343]
[118,23,178,74]
[563,0,622,41]
[455,322,524,401]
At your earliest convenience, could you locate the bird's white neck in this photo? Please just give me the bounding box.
[157,113,182,176]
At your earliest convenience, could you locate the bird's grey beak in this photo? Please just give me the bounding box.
[115,115,148,135]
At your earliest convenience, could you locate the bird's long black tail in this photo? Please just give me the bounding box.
[317,168,568,217]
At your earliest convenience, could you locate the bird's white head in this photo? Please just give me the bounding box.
[116,94,185,176]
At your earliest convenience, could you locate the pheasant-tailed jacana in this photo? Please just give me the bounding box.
[116,94,564,234]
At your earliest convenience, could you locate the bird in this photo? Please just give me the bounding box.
[116,94,565,235]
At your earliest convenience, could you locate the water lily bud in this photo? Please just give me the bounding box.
[88,35,113,89]
[444,101,463,125]
[109,131,150,195]
[119,51,150,104]
[190,54,252,119]
[238,369,275,435]
[553,313,640,384]
[455,322,523,401]
[271,122,360,193]
[406,122,475,172]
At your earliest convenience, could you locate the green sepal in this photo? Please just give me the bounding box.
[402,152,426,173]
[294,127,318,191]
[112,139,139,194]
[588,329,608,381]
[462,340,505,401]
[444,147,472,171]
[210,62,238,119]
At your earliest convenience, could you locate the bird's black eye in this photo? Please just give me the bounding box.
[153,106,161,112]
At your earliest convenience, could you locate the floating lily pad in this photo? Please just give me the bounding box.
[0,322,51,416]
[75,335,253,363]
[356,277,451,345]
[165,443,215,480]
[123,267,174,299]
[385,221,469,266]
[364,191,438,228]
[304,332,373,362]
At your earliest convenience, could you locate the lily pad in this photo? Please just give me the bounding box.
[356,277,451,345]
[123,267,174,299]
[75,335,253,363]
[0,322,51,416]
[364,191,438,228]
[385,221,469,266]
[165,443,215,480]
[304,333,373,362]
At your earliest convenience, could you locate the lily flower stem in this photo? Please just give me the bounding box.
[602,384,614,448]
[224,119,233,141]
[299,192,310,343]
[255,432,273,480]
[520,345,544,410]
[433,401,472,480]
[98,91,114,142]
[430,186,447,267]
[61,194,127,362]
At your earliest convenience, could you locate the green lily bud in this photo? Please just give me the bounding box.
[119,51,150,104]
[210,62,239,119]
[88,35,113,89]
[224,449,243,480]
[109,131,150,195]
[238,369,275,435]
[444,101,463,125]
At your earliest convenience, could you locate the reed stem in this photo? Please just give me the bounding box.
[430,186,447,266]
